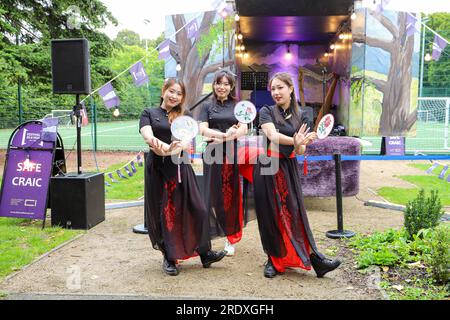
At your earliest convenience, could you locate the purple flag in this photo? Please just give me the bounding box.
[186,19,199,39]
[137,154,143,166]
[426,162,439,174]
[374,0,391,14]
[432,35,448,61]
[129,61,149,87]
[406,14,418,37]
[116,169,127,179]
[158,39,171,60]
[438,165,448,180]
[105,181,112,187]
[41,117,59,142]
[124,165,133,177]
[108,172,118,183]
[130,161,137,173]
[98,83,120,109]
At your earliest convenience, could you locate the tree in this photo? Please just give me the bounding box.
[354,11,417,135]
[170,13,235,110]
[115,29,141,47]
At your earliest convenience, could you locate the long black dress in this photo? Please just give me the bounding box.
[139,107,211,261]
[252,105,326,273]
[198,98,244,244]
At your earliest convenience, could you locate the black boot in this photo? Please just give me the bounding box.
[200,250,227,268]
[163,257,179,276]
[263,258,280,278]
[310,253,341,278]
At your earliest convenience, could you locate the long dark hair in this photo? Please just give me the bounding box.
[160,78,186,123]
[269,72,301,128]
[212,69,237,101]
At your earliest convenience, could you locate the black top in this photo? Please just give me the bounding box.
[139,107,172,144]
[258,104,302,157]
[139,107,193,144]
[198,98,237,132]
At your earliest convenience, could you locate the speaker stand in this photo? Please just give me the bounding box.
[73,94,82,174]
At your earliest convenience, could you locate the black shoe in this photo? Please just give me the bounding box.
[264,259,280,278]
[310,253,341,278]
[200,250,227,268]
[163,258,179,276]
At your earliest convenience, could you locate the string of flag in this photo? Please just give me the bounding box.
[405,12,449,61]
[425,161,450,182]
[366,1,449,61]
[80,0,233,112]
[104,151,145,188]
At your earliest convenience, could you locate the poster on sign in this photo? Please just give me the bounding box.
[386,136,405,156]
[0,121,56,220]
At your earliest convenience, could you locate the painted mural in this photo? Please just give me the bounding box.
[165,11,236,112]
[349,6,420,136]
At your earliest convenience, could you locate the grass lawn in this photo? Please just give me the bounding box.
[0,217,82,281]
[104,162,144,200]
[378,163,450,206]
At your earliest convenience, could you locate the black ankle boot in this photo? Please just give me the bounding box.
[200,250,227,268]
[163,257,179,276]
[263,258,279,278]
[310,253,341,278]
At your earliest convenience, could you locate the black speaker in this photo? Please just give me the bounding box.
[50,172,105,229]
[51,38,91,94]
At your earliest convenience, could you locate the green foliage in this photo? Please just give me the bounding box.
[404,189,444,240]
[115,29,141,46]
[428,225,450,284]
[196,16,233,61]
[349,225,450,300]
[0,217,82,280]
[422,13,450,92]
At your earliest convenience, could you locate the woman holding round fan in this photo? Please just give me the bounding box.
[253,72,341,278]
[198,69,248,256]
[139,78,226,276]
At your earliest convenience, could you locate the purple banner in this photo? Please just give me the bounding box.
[0,122,55,220]
[158,39,171,60]
[98,82,120,109]
[432,35,448,61]
[186,19,199,39]
[386,136,405,156]
[129,61,149,87]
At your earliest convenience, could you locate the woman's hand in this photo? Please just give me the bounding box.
[225,125,238,140]
[206,131,227,144]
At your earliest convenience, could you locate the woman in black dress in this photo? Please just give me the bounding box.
[198,70,248,256]
[139,78,226,276]
[253,72,341,278]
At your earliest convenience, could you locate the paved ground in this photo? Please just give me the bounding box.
[0,160,430,300]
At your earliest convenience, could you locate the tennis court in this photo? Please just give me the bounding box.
[0,117,448,154]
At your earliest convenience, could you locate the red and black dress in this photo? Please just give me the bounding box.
[252,105,326,273]
[139,107,211,261]
[198,98,244,245]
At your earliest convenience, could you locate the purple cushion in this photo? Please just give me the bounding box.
[298,137,360,197]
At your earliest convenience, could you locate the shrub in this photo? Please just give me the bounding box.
[404,189,444,240]
[428,225,450,284]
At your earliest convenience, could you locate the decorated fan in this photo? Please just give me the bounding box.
[170,115,199,141]
[234,100,257,124]
[316,114,334,139]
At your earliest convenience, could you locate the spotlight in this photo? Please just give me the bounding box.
[240,44,245,51]
[176,63,181,71]
[243,52,249,59]
[339,34,345,40]
[424,53,432,62]
[238,33,243,40]
[235,14,240,22]
[113,107,120,117]
[330,44,335,50]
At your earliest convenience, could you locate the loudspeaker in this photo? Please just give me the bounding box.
[51,172,105,229]
[51,38,91,94]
